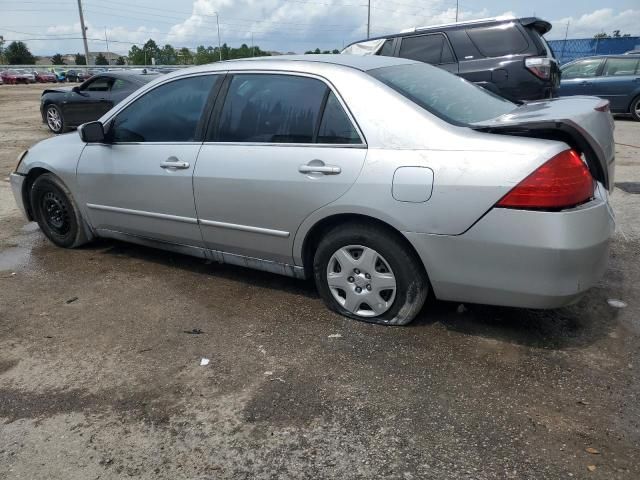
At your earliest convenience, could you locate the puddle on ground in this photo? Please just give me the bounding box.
[0,222,41,271]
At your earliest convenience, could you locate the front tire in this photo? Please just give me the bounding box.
[313,223,428,326]
[630,96,640,122]
[45,104,66,134]
[30,173,90,248]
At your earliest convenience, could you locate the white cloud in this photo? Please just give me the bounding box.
[548,8,640,39]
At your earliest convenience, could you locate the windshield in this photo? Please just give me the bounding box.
[368,63,516,125]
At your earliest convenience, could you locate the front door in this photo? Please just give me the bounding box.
[591,57,640,112]
[194,73,367,264]
[558,58,604,97]
[64,76,114,125]
[77,74,221,247]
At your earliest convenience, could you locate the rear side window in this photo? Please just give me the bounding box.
[317,92,360,144]
[561,58,604,79]
[399,34,454,65]
[378,39,395,57]
[466,23,529,57]
[602,58,639,76]
[111,75,218,143]
[215,74,327,143]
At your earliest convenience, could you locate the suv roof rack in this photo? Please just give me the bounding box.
[400,15,517,33]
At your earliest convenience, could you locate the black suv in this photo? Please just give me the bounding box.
[344,16,560,102]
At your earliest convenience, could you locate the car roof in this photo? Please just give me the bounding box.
[344,16,551,49]
[166,54,417,77]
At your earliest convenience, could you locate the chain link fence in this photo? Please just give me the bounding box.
[548,37,640,65]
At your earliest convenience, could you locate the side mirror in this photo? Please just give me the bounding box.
[79,121,106,143]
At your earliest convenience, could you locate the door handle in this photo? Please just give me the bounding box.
[160,157,190,169]
[298,160,341,175]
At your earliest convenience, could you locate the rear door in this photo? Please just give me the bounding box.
[559,58,605,97]
[397,33,458,73]
[591,57,640,112]
[194,72,367,264]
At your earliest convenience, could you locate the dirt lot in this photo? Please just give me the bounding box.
[1,84,639,479]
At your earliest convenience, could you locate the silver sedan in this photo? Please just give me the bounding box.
[10,55,616,325]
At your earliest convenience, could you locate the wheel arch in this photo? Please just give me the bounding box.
[298,212,427,281]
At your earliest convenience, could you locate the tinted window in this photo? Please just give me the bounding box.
[602,58,639,76]
[379,39,395,57]
[561,58,603,79]
[111,78,132,91]
[369,63,515,125]
[216,74,327,143]
[399,34,449,64]
[111,75,217,143]
[83,77,112,92]
[466,23,529,57]
[317,92,360,144]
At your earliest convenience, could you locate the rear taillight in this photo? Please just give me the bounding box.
[497,149,594,210]
[525,56,552,80]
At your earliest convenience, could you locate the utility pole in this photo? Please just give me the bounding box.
[76,0,91,64]
[367,0,371,38]
[215,12,222,61]
[560,20,569,63]
[455,0,459,22]
[104,27,110,65]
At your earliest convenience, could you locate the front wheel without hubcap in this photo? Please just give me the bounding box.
[314,224,429,326]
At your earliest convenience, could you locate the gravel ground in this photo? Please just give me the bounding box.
[0,84,639,479]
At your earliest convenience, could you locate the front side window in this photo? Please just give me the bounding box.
[83,77,112,92]
[111,78,132,91]
[369,63,516,125]
[561,58,603,79]
[111,75,218,143]
[466,23,529,57]
[602,58,639,77]
[215,74,327,143]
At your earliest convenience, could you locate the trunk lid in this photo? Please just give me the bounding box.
[471,96,615,190]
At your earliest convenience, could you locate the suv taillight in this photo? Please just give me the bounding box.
[525,56,552,80]
[496,149,594,210]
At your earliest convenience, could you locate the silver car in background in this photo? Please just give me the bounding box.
[10,55,615,325]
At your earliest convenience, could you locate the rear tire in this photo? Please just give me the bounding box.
[313,223,428,326]
[630,96,640,122]
[30,173,90,248]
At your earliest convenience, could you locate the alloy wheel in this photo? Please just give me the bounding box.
[46,106,62,132]
[326,245,397,317]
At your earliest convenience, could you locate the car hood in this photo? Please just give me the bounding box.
[472,96,615,190]
[42,86,74,95]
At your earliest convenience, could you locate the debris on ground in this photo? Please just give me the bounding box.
[587,465,597,472]
[328,333,342,338]
[183,328,204,335]
[65,296,79,304]
[607,299,627,308]
[264,371,273,376]
[585,447,600,455]
[200,358,210,366]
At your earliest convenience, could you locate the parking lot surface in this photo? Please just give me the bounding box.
[1,84,639,479]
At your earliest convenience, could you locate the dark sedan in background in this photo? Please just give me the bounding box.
[41,72,155,133]
[558,55,640,121]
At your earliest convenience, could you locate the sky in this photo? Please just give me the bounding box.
[1,0,639,57]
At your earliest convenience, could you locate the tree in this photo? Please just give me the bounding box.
[5,41,35,64]
[0,36,5,64]
[116,56,126,65]
[332,49,340,54]
[95,53,109,65]
[593,33,610,39]
[51,53,66,65]
[177,47,193,65]
[158,44,177,65]
[75,53,86,65]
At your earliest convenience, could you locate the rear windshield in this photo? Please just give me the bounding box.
[466,23,529,57]
[368,63,516,125]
